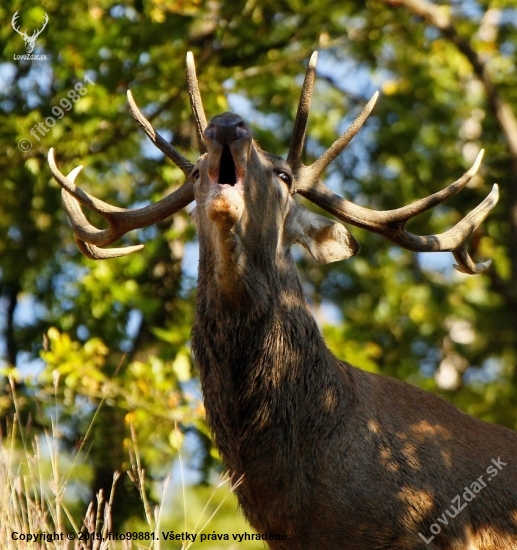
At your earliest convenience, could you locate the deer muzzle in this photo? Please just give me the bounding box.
[204,113,251,186]
[205,112,251,145]
[202,113,252,228]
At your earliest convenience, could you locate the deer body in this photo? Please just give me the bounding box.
[196,298,517,550]
[195,300,517,549]
[48,53,517,550]
[189,114,517,549]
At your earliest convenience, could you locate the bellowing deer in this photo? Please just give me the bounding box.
[49,52,517,549]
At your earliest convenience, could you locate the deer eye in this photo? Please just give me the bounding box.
[276,171,292,186]
[192,169,200,182]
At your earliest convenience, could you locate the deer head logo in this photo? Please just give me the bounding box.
[11,11,49,54]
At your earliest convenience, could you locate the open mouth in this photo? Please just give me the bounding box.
[217,145,237,186]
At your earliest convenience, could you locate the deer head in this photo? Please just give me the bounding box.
[48,52,498,277]
[11,11,49,54]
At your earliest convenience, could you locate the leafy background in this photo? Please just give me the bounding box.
[0,0,516,546]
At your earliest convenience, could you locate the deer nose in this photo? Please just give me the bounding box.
[204,113,251,145]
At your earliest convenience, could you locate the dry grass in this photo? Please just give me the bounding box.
[0,377,246,550]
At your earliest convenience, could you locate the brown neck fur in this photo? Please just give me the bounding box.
[192,245,355,527]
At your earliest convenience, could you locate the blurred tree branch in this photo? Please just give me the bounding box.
[381,0,517,156]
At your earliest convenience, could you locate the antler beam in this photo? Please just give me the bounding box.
[290,52,499,274]
[287,51,318,174]
[48,148,194,259]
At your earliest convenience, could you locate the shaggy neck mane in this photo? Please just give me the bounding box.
[191,249,355,527]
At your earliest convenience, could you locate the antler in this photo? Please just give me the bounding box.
[32,13,49,39]
[11,11,48,39]
[48,148,194,259]
[11,11,26,38]
[48,57,201,260]
[289,52,499,275]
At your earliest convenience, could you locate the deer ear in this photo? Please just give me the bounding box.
[291,204,360,264]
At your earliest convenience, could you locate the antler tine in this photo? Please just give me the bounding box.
[49,149,126,218]
[287,51,318,174]
[297,90,379,188]
[127,90,194,176]
[186,51,208,154]
[11,12,20,33]
[34,13,49,37]
[75,238,142,260]
[451,184,499,273]
[48,148,194,258]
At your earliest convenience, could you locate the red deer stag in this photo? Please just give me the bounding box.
[48,53,517,550]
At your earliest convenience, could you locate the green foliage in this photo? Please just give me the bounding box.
[1,0,516,536]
